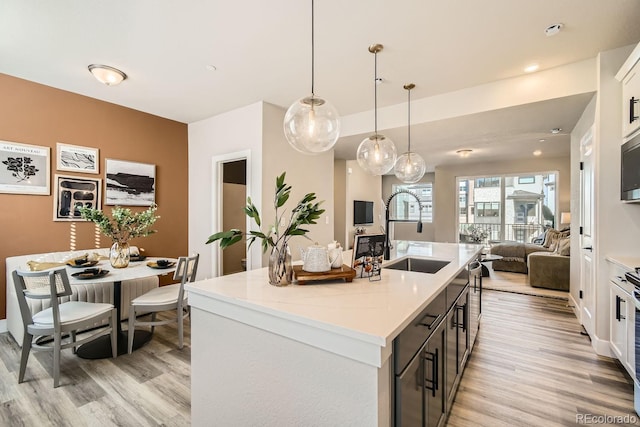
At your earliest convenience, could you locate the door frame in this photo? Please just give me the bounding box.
[211,150,252,278]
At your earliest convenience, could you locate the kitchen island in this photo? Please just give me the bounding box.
[186,241,483,426]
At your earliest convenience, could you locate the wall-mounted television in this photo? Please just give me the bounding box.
[354,200,374,225]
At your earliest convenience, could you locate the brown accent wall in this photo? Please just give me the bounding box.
[0,73,189,319]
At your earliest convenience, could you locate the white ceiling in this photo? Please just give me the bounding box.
[1,1,640,169]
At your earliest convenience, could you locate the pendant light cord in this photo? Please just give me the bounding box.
[311,0,315,97]
[407,87,411,152]
[374,51,378,135]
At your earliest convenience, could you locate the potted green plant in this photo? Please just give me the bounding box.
[206,172,324,286]
[79,204,160,268]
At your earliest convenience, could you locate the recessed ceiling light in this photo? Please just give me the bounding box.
[456,149,472,158]
[205,64,217,72]
[539,139,546,142]
[545,23,563,37]
[551,127,562,134]
[524,64,539,73]
[533,150,542,156]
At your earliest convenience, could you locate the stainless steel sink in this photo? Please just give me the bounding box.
[384,257,450,274]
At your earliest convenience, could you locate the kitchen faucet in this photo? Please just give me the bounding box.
[384,189,423,260]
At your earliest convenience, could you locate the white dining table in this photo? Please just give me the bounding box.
[66,257,177,359]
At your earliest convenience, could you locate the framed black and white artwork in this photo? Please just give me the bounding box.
[105,159,155,206]
[53,174,102,221]
[0,140,50,195]
[56,142,99,174]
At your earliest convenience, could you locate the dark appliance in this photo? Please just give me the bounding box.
[625,270,640,415]
[354,200,374,225]
[621,133,640,202]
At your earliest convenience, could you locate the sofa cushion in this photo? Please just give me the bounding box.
[557,237,570,256]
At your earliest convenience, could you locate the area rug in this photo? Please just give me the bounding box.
[482,268,569,300]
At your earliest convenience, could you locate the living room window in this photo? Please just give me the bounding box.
[391,183,433,223]
[457,172,558,243]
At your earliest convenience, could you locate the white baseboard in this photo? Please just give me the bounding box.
[591,333,613,357]
[0,319,6,334]
[568,294,581,321]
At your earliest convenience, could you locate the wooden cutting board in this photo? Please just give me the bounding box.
[293,264,356,285]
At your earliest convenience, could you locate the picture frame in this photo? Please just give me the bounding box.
[0,140,50,195]
[56,142,99,174]
[53,174,102,221]
[351,234,386,279]
[105,158,155,206]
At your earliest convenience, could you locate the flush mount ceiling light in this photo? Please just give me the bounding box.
[283,0,340,155]
[524,63,539,73]
[456,149,472,158]
[356,44,397,176]
[394,83,426,183]
[545,23,563,37]
[88,64,127,86]
[533,150,542,156]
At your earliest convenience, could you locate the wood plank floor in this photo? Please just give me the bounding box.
[0,291,637,426]
[448,290,639,427]
[0,314,190,427]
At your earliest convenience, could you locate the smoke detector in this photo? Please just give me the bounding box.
[545,23,563,37]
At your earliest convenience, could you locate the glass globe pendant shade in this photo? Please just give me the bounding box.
[356,134,397,175]
[284,95,340,154]
[394,151,426,183]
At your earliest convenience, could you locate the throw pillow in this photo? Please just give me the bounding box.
[542,229,559,248]
[558,237,570,256]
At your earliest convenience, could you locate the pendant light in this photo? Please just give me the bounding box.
[283,0,340,155]
[394,83,426,183]
[357,44,397,175]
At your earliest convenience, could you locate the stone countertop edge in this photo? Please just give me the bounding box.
[606,255,640,271]
[186,241,483,367]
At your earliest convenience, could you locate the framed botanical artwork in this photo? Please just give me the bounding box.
[0,140,50,195]
[105,159,155,206]
[56,142,99,174]
[53,174,102,221]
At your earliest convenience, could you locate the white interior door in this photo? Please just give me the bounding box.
[580,125,595,336]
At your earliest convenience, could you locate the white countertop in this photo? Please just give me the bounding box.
[186,241,483,367]
[606,255,640,272]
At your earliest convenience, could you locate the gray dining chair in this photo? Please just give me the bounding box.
[12,268,117,387]
[127,254,199,353]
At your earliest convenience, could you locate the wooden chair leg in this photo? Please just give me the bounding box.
[128,308,135,354]
[53,332,61,388]
[18,333,32,384]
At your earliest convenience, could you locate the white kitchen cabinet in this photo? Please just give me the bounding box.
[622,63,640,138]
[608,260,636,379]
[617,42,640,139]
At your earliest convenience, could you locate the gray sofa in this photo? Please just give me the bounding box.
[490,242,552,273]
[490,229,570,291]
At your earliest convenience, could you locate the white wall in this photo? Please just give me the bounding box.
[261,102,335,262]
[188,102,263,279]
[433,157,571,243]
[334,159,347,248]
[592,45,640,348]
[344,160,383,249]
